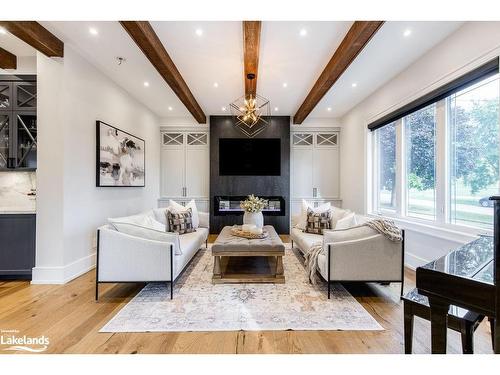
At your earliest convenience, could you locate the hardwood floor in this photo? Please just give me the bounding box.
[0,247,494,354]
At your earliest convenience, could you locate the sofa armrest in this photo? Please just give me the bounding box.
[199,211,209,228]
[323,233,403,281]
[97,228,176,282]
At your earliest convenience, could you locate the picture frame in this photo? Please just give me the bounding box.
[96,121,145,187]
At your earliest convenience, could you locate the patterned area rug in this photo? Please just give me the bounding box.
[100,247,383,332]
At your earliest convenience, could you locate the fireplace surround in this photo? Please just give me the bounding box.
[209,116,290,234]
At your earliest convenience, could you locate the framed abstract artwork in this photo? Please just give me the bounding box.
[96,121,145,187]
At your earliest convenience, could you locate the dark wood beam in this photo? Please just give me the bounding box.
[120,21,206,124]
[0,21,63,58]
[243,21,261,98]
[0,47,17,69]
[293,21,384,124]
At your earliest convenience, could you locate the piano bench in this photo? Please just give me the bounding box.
[402,288,485,354]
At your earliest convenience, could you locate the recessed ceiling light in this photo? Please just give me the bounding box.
[213,82,219,88]
[327,107,332,112]
[351,83,358,88]
[0,27,7,35]
[89,27,98,36]
[403,28,412,37]
[143,81,150,87]
[221,106,227,111]
[195,28,203,36]
[282,82,288,88]
[274,107,279,112]
[168,106,173,111]
[299,28,307,37]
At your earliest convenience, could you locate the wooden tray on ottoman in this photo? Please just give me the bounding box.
[212,225,285,284]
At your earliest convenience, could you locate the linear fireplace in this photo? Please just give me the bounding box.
[214,196,285,216]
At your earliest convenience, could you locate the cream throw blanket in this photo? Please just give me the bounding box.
[304,218,402,284]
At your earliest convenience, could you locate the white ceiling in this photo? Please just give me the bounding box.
[309,21,464,118]
[3,21,464,121]
[0,29,36,57]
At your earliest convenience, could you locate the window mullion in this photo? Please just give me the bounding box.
[396,118,404,217]
[435,99,447,224]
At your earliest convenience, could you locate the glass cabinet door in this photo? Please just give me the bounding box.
[16,113,37,168]
[14,82,37,110]
[0,83,12,110]
[0,113,10,168]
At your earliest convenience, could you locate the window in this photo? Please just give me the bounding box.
[370,60,500,231]
[375,122,397,212]
[448,75,500,228]
[404,104,437,220]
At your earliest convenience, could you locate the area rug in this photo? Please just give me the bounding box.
[100,247,383,332]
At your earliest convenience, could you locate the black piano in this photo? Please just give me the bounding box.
[416,196,499,354]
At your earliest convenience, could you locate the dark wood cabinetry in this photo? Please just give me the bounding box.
[0,214,36,280]
[0,75,37,170]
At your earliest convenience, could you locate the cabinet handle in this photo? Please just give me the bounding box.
[185,187,187,197]
[313,188,317,197]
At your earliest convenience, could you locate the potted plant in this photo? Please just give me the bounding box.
[240,195,268,229]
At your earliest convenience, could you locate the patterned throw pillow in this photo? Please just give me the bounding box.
[305,208,332,234]
[167,208,195,234]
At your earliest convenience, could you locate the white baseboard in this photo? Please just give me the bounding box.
[31,252,96,284]
[404,251,430,271]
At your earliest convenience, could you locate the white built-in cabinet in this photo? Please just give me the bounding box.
[159,130,209,212]
[291,129,341,217]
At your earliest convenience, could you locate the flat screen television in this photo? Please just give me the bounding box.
[219,138,281,176]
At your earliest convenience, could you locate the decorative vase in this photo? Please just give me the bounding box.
[243,211,264,229]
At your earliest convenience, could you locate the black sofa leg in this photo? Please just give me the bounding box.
[95,282,99,301]
[327,245,331,299]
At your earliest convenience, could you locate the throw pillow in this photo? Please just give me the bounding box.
[304,208,332,235]
[168,199,200,229]
[167,207,195,234]
[153,207,171,231]
[330,207,348,228]
[296,199,331,230]
[334,212,357,230]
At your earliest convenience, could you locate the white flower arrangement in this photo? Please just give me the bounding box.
[240,194,268,213]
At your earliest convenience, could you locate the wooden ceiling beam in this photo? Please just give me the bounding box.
[0,47,17,69]
[243,21,261,98]
[293,21,384,124]
[120,21,206,124]
[0,21,64,57]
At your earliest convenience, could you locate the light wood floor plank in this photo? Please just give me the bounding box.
[0,253,494,354]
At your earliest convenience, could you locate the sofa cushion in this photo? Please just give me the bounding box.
[175,227,208,278]
[291,227,322,254]
[167,208,195,234]
[305,208,332,234]
[108,220,182,255]
[334,212,357,230]
[323,225,379,243]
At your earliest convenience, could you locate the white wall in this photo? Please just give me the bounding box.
[339,22,500,268]
[33,46,160,283]
[0,56,37,75]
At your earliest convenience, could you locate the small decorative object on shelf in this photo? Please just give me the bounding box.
[240,194,267,229]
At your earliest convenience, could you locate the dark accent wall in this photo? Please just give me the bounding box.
[210,116,290,234]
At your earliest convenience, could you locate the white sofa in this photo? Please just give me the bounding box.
[290,214,404,298]
[96,208,209,300]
